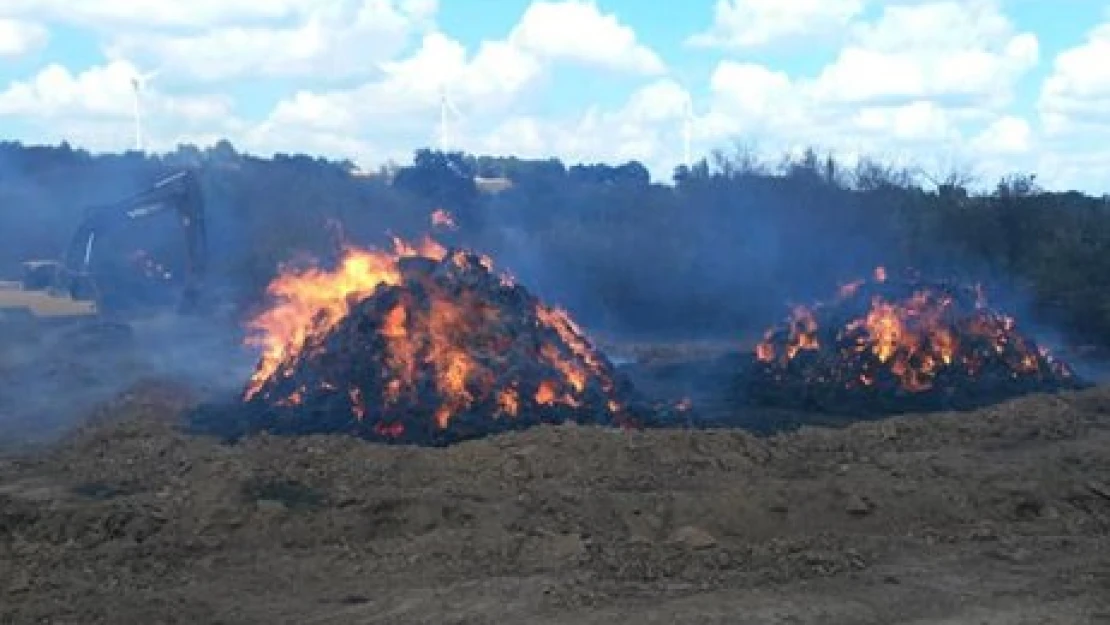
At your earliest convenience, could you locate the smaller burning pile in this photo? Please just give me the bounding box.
[193,236,633,445]
[740,267,1083,414]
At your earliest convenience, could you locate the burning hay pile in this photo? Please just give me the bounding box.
[191,236,633,445]
[740,267,1084,414]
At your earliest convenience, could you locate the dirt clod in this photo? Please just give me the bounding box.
[844,493,874,516]
[668,526,718,550]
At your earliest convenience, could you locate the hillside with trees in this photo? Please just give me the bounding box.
[2,140,1109,348]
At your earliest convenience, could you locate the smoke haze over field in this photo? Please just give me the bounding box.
[2,142,1110,441]
[0,148,263,441]
[0,313,254,443]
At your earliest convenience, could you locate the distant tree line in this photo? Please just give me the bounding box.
[2,139,1110,347]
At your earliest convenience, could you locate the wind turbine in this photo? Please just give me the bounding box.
[130,67,161,152]
[438,83,464,152]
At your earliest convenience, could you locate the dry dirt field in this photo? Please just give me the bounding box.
[1,371,1109,624]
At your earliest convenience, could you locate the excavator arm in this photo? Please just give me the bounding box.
[61,169,208,311]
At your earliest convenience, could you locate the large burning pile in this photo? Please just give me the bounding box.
[740,267,1084,414]
[193,235,633,445]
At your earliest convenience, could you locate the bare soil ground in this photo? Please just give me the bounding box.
[0,373,1108,624]
[2,329,1110,623]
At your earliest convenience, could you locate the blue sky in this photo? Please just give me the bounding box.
[1,1,1109,191]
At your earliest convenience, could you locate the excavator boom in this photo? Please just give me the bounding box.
[65,169,207,303]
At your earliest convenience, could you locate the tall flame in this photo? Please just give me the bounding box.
[243,236,446,401]
[240,234,626,434]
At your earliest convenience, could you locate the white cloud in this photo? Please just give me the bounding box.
[0,0,334,29]
[0,0,663,168]
[6,0,659,84]
[2,0,1108,193]
[1030,18,1110,191]
[236,2,662,164]
[971,116,1032,155]
[851,0,1012,51]
[480,111,662,167]
[706,62,800,135]
[0,60,230,120]
[688,0,866,49]
[102,1,429,83]
[378,33,543,103]
[704,64,963,167]
[1039,22,1110,136]
[481,117,548,156]
[508,1,664,74]
[0,61,142,118]
[1033,147,1110,194]
[0,18,47,56]
[683,0,1046,185]
[702,0,1040,116]
[809,0,1038,107]
[853,101,958,143]
[0,60,234,151]
[240,30,544,164]
[620,79,689,122]
[0,0,665,169]
[477,78,692,174]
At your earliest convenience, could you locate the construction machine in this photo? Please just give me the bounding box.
[0,169,208,344]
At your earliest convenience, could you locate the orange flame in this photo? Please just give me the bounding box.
[242,235,625,430]
[242,234,452,403]
[754,267,1070,393]
[755,305,819,364]
[497,386,520,417]
[243,246,405,401]
[431,208,458,230]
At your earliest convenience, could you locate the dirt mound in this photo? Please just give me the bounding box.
[2,380,1109,623]
[742,267,1085,414]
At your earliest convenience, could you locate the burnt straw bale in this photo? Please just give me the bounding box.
[190,249,639,445]
[737,269,1088,415]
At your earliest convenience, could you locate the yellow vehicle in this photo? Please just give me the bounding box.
[0,170,208,343]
